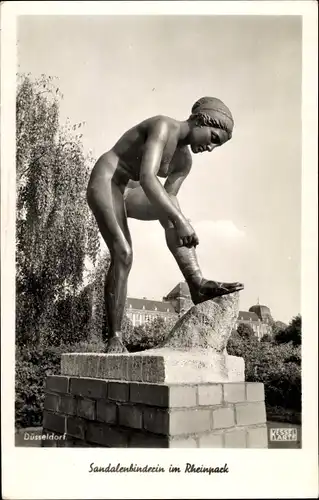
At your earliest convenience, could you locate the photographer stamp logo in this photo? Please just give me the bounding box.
[270,428,298,442]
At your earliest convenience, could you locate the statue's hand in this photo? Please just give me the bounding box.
[175,219,199,248]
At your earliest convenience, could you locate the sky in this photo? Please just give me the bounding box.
[17,15,302,323]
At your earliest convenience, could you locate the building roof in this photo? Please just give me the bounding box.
[126,297,175,313]
[238,311,260,322]
[164,281,191,299]
[249,304,272,320]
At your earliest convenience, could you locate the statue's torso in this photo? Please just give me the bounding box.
[91,116,190,187]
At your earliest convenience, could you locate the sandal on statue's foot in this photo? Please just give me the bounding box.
[105,336,128,353]
[190,279,244,305]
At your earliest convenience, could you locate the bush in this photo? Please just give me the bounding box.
[227,333,301,414]
[15,337,104,429]
[237,323,255,338]
[15,345,61,428]
[275,314,301,346]
[261,334,272,343]
[124,316,175,352]
[265,405,301,424]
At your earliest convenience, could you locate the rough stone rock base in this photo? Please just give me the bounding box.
[42,375,268,448]
[61,350,245,384]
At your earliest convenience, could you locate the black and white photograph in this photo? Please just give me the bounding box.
[1,1,318,499]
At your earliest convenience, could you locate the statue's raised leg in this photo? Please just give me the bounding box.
[190,279,244,305]
[164,223,244,305]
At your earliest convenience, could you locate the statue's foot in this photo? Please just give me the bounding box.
[105,337,128,353]
[190,279,244,305]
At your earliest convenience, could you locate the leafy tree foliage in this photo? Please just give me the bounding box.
[272,320,288,334]
[261,333,273,343]
[15,338,105,428]
[275,314,301,346]
[237,322,255,338]
[124,315,176,352]
[16,73,100,346]
[227,323,301,417]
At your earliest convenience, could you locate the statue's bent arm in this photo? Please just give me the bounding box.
[139,121,186,227]
[164,152,192,196]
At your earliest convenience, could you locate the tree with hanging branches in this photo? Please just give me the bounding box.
[16,73,100,347]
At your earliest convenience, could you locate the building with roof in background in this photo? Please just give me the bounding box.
[126,297,176,327]
[235,303,273,340]
[126,282,273,339]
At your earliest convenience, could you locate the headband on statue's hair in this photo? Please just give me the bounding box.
[191,97,234,138]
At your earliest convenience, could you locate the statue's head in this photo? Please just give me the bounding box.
[188,97,234,154]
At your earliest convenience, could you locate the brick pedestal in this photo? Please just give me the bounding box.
[42,374,268,448]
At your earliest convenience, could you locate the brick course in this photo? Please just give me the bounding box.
[129,432,168,448]
[119,404,143,429]
[235,402,266,426]
[46,376,69,393]
[130,383,168,407]
[108,381,129,402]
[223,383,246,403]
[44,393,60,412]
[86,422,128,447]
[43,411,65,434]
[224,428,247,448]
[247,425,268,448]
[66,416,86,440]
[70,377,107,399]
[212,407,235,429]
[77,398,96,420]
[198,384,222,406]
[169,385,197,407]
[59,395,77,416]
[170,409,211,435]
[198,432,224,448]
[96,400,117,424]
[143,408,169,434]
[170,437,198,448]
[246,383,265,402]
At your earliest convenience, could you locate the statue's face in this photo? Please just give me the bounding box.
[189,126,229,154]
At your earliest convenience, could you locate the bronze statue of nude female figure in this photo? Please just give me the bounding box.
[87,96,244,353]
